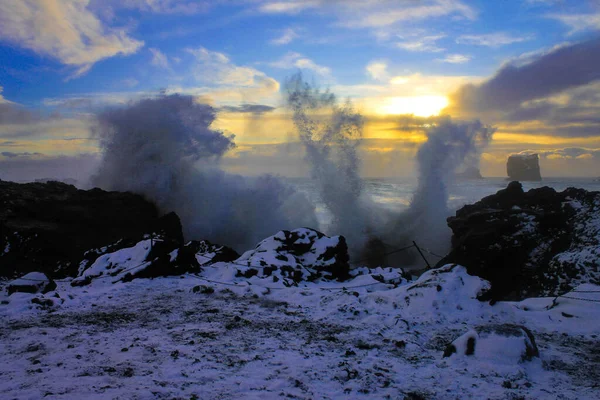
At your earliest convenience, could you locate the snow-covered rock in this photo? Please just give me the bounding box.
[441,181,600,300]
[443,324,539,364]
[7,272,55,295]
[189,240,240,266]
[72,238,202,286]
[234,228,350,282]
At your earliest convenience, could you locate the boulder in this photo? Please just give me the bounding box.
[443,324,539,363]
[7,272,56,295]
[507,153,541,181]
[0,180,161,278]
[438,181,600,300]
[234,228,350,282]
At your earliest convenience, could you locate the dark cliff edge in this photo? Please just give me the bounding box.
[437,181,600,301]
[0,180,164,278]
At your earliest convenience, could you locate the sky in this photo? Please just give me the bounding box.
[1,0,600,180]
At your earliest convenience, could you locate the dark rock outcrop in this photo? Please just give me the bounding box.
[0,180,162,278]
[507,153,541,181]
[443,324,539,363]
[438,181,600,300]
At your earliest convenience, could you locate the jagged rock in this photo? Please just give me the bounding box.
[234,228,350,282]
[507,153,542,181]
[72,231,240,286]
[443,324,539,363]
[0,180,161,278]
[7,272,56,295]
[187,240,240,266]
[438,181,600,300]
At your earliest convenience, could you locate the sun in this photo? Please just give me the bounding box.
[378,95,449,117]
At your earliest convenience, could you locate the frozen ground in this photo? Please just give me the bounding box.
[1,264,599,400]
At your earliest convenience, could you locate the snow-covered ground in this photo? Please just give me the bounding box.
[1,262,599,400]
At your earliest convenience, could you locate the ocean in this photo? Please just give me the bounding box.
[288,177,600,233]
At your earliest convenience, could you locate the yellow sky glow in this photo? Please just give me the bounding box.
[377,95,449,117]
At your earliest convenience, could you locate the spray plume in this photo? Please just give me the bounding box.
[92,94,318,251]
[285,74,383,247]
[384,117,495,261]
[285,74,494,265]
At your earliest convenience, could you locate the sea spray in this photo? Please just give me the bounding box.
[285,73,383,248]
[382,117,495,265]
[285,75,494,266]
[92,94,318,251]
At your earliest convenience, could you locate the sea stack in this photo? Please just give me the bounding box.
[506,153,542,181]
[455,166,483,180]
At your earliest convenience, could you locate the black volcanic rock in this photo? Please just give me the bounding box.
[507,153,542,181]
[0,180,163,278]
[438,181,600,300]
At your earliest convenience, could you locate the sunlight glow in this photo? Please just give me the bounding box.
[378,95,449,117]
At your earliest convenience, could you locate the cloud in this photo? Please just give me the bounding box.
[0,114,93,145]
[268,52,331,76]
[351,1,476,28]
[172,47,281,104]
[1,151,43,158]
[219,104,276,114]
[113,0,210,14]
[366,61,390,82]
[255,1,477,38]
[438,54,471,64]
[449,37,600,117]
[0,152,100,184]
[271,28,299,45]
[457,32,532,47]
[121,78,140,88]
[257,1,320,14]
[533,147,600,159]
[396,35,445,52]
[0,86,38,125]
[0,103,38,125]
[0,0,144,78]
[187,47,278,87]
[149,48,170,69]
[0,87,7,104]
[548,13,600,34]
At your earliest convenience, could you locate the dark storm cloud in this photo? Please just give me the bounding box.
[451,37,600,115]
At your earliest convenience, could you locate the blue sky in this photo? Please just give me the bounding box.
[0,0,593,105]
[1,0,600,179]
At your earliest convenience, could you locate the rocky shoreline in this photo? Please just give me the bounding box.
[2,179,599,302]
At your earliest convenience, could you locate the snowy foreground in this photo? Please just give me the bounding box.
[1,262,599,399]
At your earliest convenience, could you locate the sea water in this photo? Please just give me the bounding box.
[289,177,600,233]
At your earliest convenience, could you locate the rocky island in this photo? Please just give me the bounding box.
[507,153,542,181]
